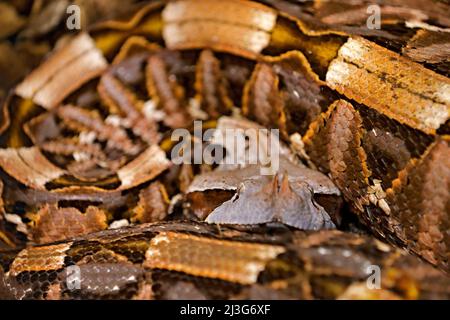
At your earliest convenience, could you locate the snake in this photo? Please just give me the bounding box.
[0,0,449,300]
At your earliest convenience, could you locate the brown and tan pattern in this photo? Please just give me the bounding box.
[29,205,108,244]
[326,37,450,134]
[15,33,108,110]
[144,231,285,284]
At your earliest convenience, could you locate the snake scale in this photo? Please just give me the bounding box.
[0,0,449,300]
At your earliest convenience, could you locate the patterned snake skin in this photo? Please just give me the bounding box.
[0,0,449,299]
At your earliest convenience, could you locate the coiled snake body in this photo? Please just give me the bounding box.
[0,0,449,300]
